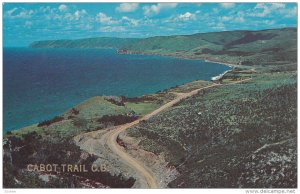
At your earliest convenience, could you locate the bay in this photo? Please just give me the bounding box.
[3,48,231,132]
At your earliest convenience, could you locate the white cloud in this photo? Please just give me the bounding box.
[74,9,87,20]
[176,12,196,21]
[254,3,265,9]
[142,18,157,26]
[250,3,287,17]
[160,3,178,9]
[45,11,62,20]
[253,10,270,17]
[208,22,226,30]
[284,7,297,18]
[58,4,67,12]
[252,3,271,17]
[65,9,87,21]
[39,6,51,13]
[96,12,119,24]
[220,11,245,23]
[220,3,235,9]
[7,7,18,15]
[116,3,138,12]
[122,16,139,26]
[143,3,178,16]
[270,3,286,9]
[20,11,33,18]
[166,12,197,23]
[99,26,126,32]
[221,16,244,23]
[277,5,296,18]
[6,8,34,19]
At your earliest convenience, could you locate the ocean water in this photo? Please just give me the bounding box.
[3,48,231,132]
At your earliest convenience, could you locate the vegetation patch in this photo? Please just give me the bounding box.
[3,131,136,188]
[37,116,64,127]
[97,114,138,127]
[104,96,125,106]
[127,71,297,188]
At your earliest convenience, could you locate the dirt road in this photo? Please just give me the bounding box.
[105,83,224,188]
[77,78,252,188]
[103,78,252,188]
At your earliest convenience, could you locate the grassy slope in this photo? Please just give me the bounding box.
[30,28,297,70]
[115,28,296,188]
[4,95,162,188]
[126,28,297,69]
[3,78,213,188]
[10,96,162,139]
[128,71,297,188]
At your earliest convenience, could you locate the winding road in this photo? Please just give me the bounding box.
[78,78,251,188]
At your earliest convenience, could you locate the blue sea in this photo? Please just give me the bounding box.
[3,48,231,132]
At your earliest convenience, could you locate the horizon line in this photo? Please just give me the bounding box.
[4,26,297,48]
[29,26,297,43]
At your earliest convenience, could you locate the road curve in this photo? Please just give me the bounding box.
[104,83,223,188]
[93,78,251,188]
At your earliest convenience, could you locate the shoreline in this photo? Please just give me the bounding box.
[116,49,237,80]
[211,70,232,81]
[119,50,239,68]
[117,50,237,81]
[7,50,235,133]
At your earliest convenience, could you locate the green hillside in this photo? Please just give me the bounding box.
[30,37,140,48]
[125,28,297,68]
[30,27,297,69]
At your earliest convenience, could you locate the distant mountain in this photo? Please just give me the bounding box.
[30,37,140,49]
[30,27,297,68]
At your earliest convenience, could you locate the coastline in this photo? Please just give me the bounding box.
[116,50,236,81]
[211,70,232,81]
[119,50,239,67]
[7,50,234,133]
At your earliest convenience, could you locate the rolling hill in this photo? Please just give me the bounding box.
[30,37,140,49]
[30,27,297,69]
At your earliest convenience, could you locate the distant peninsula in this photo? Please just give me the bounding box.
[30,27,297,69]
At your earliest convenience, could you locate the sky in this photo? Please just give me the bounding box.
[3,2,297,47]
